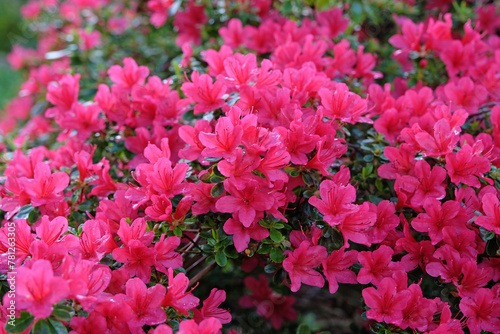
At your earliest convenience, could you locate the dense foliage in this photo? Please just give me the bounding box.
[1,0,500,333]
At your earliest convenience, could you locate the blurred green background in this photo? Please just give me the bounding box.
[0,0,25,109]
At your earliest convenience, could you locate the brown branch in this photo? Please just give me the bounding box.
[186,255,208,273]
[189,261,216,288]
[183,233,204,253]
[468,102,500,120]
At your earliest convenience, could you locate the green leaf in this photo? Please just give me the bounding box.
[212,165,224,177]
[46,318,68,334]
[173,226,182,237]
[199,231,212,239]
[270,248,284,263]
[302,173,315,187]
[303,190,315,199]
[215,252,227,267]
[210,183,224,198]
[209,175,224,183]
[259,220,271,228]
[264,264,279,274]
[362,164,374,179]
[5,312,35,333]
[204,157,222,162]
[257,243,273,254]
[224,246,239,258]
[52,304,75,322]
[484,231,496,241]
[363,154,374,162]
[269,229,283,243]
[27,207,40,225]
[297,324,312,334]
[76,201,92,212]
[13,205,34,220]
[31,319,51,334]
[315,0,330,10]
[486,238,499,257]
[350,2,365,24]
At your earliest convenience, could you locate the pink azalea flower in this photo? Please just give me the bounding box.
[46,74,80,117]
[366,201,400,244]
[92,298,135,333]
[322,247,358,294]
[70,312,108,334]
[57,103,105,141]
[17,260,70,318]
[112,239,156,283]
[339,203,377,246]
[316,8,349,39]
[223,218,269,252]
[398,284,437,331]
[179,119,212,164]
[198,117,242,159]
[412,199,469,244]
[118,278,167,329]
[35,215,68,246]
[219,19,249,49]
[145,195,173,221]
[221,53,257,88]
[476,193,500,234]
[154,234,182,274]
[308,180,358,226]
[202,46,233,77]
[178,318,222,334]
[215,180,273,227]
[4,147,46,179]
[283,241,328,292]
[117,217,155,247]
[428,304,464,334]
[274,119,319,165]
[239,275,297,329]
[21,162,69,207]
[460,288,500,334]
[318,84,371,124]
[181,72,226,114]
[147,158,189,197]
[357,245,401,285]
[362,277,411,324]
[395,219,435,272]
[108,57,150,89]
[62,258,111,310]
[78,30,101,51]
[150,325,174,334]
[161,268,199,316]
[415,118,460,157]
[193,289,232,324]
[378,144,416,179]
[148,0,173,28]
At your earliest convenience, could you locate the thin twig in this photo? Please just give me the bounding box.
[178,250,202,254]
[189,261,216,288]
[186,255,208,273]
[180,234,199,252]
[468,102,500,120]
[183,233,204,252]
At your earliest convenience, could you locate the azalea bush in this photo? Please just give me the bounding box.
[1,0,500,333]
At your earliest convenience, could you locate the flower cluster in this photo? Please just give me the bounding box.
[1,0,500,333]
